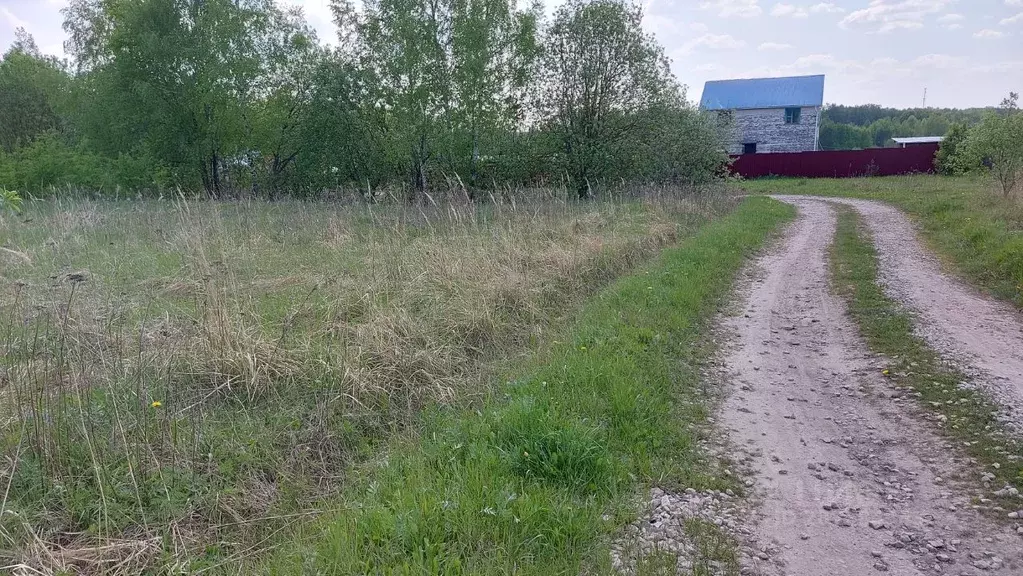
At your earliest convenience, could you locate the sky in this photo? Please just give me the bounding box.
[1,0,1021,109]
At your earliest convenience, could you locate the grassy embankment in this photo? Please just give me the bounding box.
[742,175,1023,308]
[0,189,792,573]
[830,206,1023,514]
[271,196,794,574]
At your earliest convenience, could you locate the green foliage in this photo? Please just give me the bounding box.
[818,119,873,150]
[0,29,71,153]
[968,111,1023,197]
[819,104,988,151]
[0,132,165,194]
[534,0,724,197]
[935,123,974,176]
[0,187,22,213]
[2,0,726,198]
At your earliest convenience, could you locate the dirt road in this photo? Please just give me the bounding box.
[777,195,1023,434]
[719,197,1022,575]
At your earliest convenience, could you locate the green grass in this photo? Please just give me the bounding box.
[829,206,1023,512]
[0,191,742,573]
[268,197,796,575]
[741,175,1023,308]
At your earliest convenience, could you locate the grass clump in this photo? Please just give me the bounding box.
[742,175,1023,307]
[0,188,734,573]
[829,206,1023,512]
[270,196,795,574]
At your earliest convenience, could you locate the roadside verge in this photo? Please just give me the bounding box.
[268,197,796,574]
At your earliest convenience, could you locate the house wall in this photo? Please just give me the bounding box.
[724,106,820,154]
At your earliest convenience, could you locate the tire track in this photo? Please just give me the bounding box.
[719,197,1021,576]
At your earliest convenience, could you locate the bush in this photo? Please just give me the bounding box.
[0,132,169,196]
[968,112,1023,197]
[935,122,975,176]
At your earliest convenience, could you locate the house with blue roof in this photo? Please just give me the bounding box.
[700,74,825,155]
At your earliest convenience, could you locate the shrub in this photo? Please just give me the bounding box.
[0,132,169,196]
[935,122,975,176]
[968,112,1023,197]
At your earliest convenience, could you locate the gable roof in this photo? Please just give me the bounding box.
[700,75,825,110]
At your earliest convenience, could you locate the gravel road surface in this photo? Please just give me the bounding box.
[716,197,1022,575]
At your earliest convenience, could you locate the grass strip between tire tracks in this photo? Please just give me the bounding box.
[268,197,796,574]
[742,175,1023,309]
[830,206,1023,518]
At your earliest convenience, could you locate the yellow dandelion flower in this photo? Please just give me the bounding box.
[151,400,162,408]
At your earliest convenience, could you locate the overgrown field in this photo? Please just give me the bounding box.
[0,188,748,573]
[741,175,1023,307]
[269,196,794,575]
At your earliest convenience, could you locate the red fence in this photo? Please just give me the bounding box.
[729,143,938,179]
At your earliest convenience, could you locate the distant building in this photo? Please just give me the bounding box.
[700,74,825,155]
[891,136,944,148]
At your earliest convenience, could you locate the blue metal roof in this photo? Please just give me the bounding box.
[700,75,825,110]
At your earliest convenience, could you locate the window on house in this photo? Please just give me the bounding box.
[784,107,802,124]
[743,143,757,154]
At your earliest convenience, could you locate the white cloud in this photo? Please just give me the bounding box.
[1007,0,1023,6]
[911,54,967,69]
[809,2,845,13]
[790,53,837,69]
[759,41,794,50]
[974,29,1005,38]
[680,33,747,54]
[944,23,962,30]
[840,0,955,33]
[1000,12,1023,25]
[937,13,964,23]
[0,7,30,31]
[699,0,763,18]
[771,3,809,18]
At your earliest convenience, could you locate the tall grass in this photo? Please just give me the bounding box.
[269,196,795,575]
[0,185,732,573]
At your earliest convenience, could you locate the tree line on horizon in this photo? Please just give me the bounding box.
[0,0,728,200]
[818,103,997,151]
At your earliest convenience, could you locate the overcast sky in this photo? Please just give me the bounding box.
[1,0,1021,109]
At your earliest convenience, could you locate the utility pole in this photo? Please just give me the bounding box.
[922,88,927,108]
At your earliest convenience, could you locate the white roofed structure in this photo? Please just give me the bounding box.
[892,137,944,147]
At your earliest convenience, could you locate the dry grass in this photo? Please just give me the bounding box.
[0,185,733,573]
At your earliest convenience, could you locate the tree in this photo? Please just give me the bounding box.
[61,0,294,196]
[1001,92,1019,116]
[969,109,1023,197]
[818,119,871,150]
[536,0,678,198]
[248,6,324,195]
[333,0,538,200]
[0,29,70,152]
